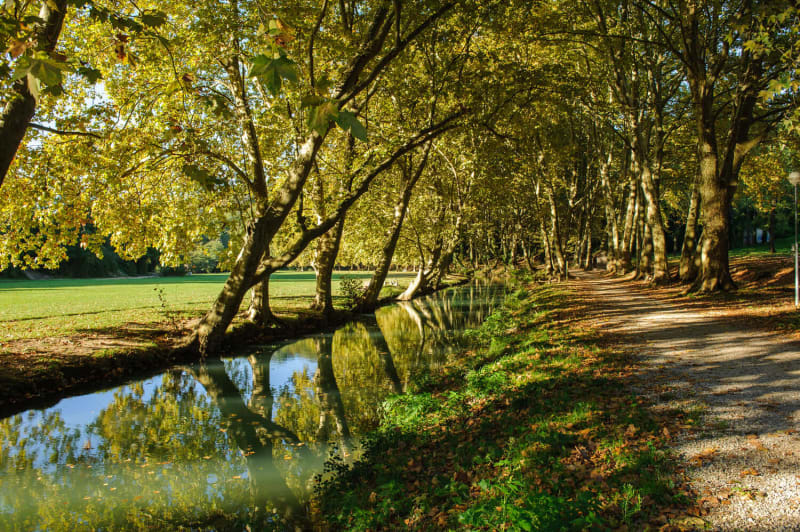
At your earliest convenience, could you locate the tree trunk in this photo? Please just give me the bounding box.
[637,159,670,283]
[619,167,637,272]
[428,211,463,290]
[509,233,518,265]
[769,206,776,253]
[428,249,454,290]
[398,267,427,301]
[582,209,593,270]
[698,178,735,291]
[695,116,735,291]
[679,180,702,283]
[359,145,431,312]
[248,269,277,325]
[399,231,443,301]
[638,222,653,279]
[191,132,326,355]
[312,217,346,316]
[548,188,567,279]
[0,0,68,188]
[540,222,554,278]
[599,153,620,272]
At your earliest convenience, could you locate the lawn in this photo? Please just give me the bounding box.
[729,236,793,258]
[0,271,415,342]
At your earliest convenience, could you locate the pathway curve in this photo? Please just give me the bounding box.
[572,271,800,531]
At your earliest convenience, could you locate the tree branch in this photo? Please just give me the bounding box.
[28,123,102,139]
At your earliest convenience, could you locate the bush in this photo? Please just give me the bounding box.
[339,275,365,308]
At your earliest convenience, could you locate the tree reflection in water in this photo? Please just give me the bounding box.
[0,283,503,530]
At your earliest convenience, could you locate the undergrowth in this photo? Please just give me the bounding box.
[314,280,698,531]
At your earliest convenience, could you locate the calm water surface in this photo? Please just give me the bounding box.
[0,283,504,530]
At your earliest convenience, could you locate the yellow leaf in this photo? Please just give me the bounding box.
[7,38,28,59]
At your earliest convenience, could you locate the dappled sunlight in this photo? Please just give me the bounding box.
[574,271,800,529]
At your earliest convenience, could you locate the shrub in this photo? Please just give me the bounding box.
[339,275,365,308]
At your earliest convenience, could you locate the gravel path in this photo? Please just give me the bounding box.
[573,271,800,531]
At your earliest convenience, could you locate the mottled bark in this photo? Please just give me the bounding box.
[582,208,593,270]
[548,188,567,279]
[399,237,442,301]
[190,4,458,355]
[359,145,431,312]
[599,153,620,271]
[638,222,653,279]
[619,163,637,272]
[636,153,670,284]
[248,249,278,325]
[191,131,325,355]
[540,222,554,277]
[312,217,346,316]
[679,180,702,283]
[678,1,770,292]
[0,0,68,188]
[428,210,463,290]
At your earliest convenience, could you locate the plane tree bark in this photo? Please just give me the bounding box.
[357,142,432,312]
[589,0,681,284]
[0,0,68,189]
[679,175,702,283]
[636,0,795,291]
[189,3,459,355]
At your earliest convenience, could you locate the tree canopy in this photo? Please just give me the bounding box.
[1,0,799,353]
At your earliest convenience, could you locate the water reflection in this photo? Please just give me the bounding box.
[0,283,503,530]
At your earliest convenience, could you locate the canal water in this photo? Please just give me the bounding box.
[0,283,504,530]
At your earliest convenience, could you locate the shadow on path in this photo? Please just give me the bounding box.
[572,270,800,531]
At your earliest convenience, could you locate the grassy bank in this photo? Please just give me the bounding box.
[0,271,415,342]
[315,280,700,530]
[0,271,415,414]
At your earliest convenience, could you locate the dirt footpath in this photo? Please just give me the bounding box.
[573,271,800,531]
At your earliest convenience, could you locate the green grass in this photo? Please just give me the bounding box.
[315,280,695,530]
[729,236,793,258]
[0,271,415,341]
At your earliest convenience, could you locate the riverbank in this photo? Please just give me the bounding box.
[314,277,703,530]
[0,276,469,417]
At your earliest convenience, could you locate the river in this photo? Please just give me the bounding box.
[0,282,504,530]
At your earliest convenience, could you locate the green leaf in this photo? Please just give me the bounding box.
[141,11,167,28]
[307,101,338,136]
[300,94,326,108]
[315,74,334,93]
[30,58,63,86]
[272,56,297,83]
[249,55,271,76]
[182,164,223,191]
[77,66,103,84]
[12,55,66,87]
[249,55,296,96]
[26,74,40,101]
[335,110,367,142]
[10,56,33,82]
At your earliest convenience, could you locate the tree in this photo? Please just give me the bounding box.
[636,0,798,290]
